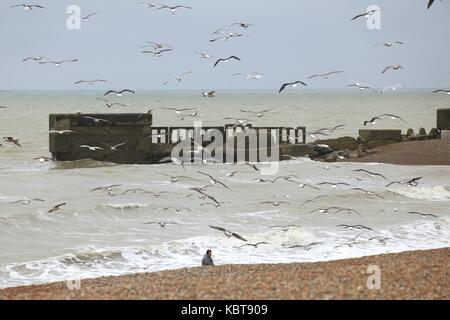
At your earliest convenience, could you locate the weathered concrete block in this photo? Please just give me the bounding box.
[49,113,161,164]
[280,144,316,159]
[359,129,401,148]
[312,136,359,151]
[437,108,450,130]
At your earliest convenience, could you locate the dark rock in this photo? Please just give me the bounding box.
[418,127,427,136]
[312,144,332,155]
[429,128,440,139]
[406,128,414,137]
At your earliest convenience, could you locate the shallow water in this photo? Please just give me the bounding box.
[0,90,449,289]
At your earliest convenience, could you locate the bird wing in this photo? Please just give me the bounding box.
[209,225,227,232]
[84,13,96,19]
[379,114,407,123]
[104,90,116,96]
[278,83,288,93]
[382,66,392,74]
[230,56,241,61]
[428,0,435,9]
[351,13,366,21]
[232,233,247,241]
[213,59,223,67]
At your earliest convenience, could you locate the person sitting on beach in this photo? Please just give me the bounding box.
[202,249,214,266]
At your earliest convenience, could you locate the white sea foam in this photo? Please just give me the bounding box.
[389,186,450,201]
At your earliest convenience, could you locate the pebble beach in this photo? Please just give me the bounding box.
[1,248,448,300]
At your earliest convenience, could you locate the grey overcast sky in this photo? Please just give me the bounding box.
[0,0,449,90]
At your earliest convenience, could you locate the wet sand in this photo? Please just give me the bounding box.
[344,139,450,166]
[1,248,448,300]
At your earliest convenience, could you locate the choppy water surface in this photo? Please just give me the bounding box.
[0,91,449,288]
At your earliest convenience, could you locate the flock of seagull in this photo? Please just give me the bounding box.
[1,2,447,253]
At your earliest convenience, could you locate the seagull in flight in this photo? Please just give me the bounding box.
[10,198,45,205]
[161,107,196,116]
[213,22,255,35]
[210,32,247,43]
[352,169,388,180]
[382,64,404,74]
[190,187,221,207]
[96,98,127,109]
[202,91,216,97]
[213,56,241,68]
[209,225,247,241]
[77,13,97,21]
[337,224,375,231]
[363,114,407,126]
[48,203,67,213]
[135,2,158,8]
[432,89,450,95]
[382,83,405,93]
[198,171,231,190]
[74,79,107,85]
[307,71,343,80]
[33,156,56,163]
[142,48,173,57]
[90,184,123,192]
[102,142,126,151]
[406,211,438,218]
[240,109,273,118]
[300,195,329,207]
[351,9,379,21]
[259,201,290,207]
[22,56,48,63]
[233,72,264,80]
[39,59,79,68]
[83,116,111,124]
[240,242,268,249]
[143,221,180,228]
[386,176,422,187]
[10,4,46,11]
[157,157,186,170]
[285,242,322,250]
[317,181,352,188]
[375,41,404,48]
[163,71,192,85]
[80,145,104,151]
[156,4,192,14]
[351,188,384,199]
[142,41,173,50]
[278,80,307,93]
[195,51,213,59]
[104,89,135,97]
[309,206,362,217]
[3,137,22,147]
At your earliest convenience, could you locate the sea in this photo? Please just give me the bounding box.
[0,90,449,289]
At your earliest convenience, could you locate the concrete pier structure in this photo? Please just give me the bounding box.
[49,113,308,164]
[358,129,402,148]
[49,113,172,164]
